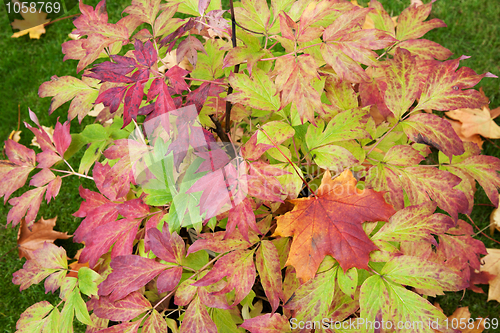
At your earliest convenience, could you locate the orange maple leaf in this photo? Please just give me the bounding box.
[17,216,71,260]
[273,169,395,282]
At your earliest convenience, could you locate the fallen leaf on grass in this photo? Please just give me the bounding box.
[446,106,500,139]
[480,248,500,302]
[17,216,71,260]
[10,2,50,39]
[434,304,485,333]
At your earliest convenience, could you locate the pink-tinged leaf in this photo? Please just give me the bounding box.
[25,122,55,153]
[72,0,128,39]
[12,242,67,291]
[446,155,500,207]
[359,76,392,119]
[284,267,337,323]
[73,187,118,243]
[324,73,358,112]
[241,121,295,160]
[5,139,36,166]
[198,0,211,15]
[397,39,452,60]
[87,55,137,81]
[53,121,71,157]
[123,0,161,25]
[198,280,231,309]
[272,55,323,123]
[95,320,142,333]
[79,218,142,267]
[437,220,487,271]
[247,162,287,202]
[279,12,297,40]
[240,313,291,333]
[116,198,150,218]
[0,164,34,205]
[146,227,185,264]
[402,113,465,161]
[143,309,168,333]
[180,296,217,333]
[373,201,454,245]
[47,177,62,204]
[36,150,61,168]
[366,164,404,210]
[30,169,55,187]
[7,187,47,227]
[93,291,151,321]
[174,278,198,306]
[38,75,99,121]
[93,162,124,201]
[157,266,183,293]
[123,80,146,126]
[383,145,426,166]
[98,255,168,301]
[368,0,395,36]
[399,167,469,221]
[177,35,206,66]
[256,241,283,313]
[225,197,259,242]
[382,48,419,119]
[192,249,256,306]
[381,255,468,294]
[396,1,447,41]
[415,58,495,111]
[226,69,280,111]
[187,229,260,255]
[15,301,54,333]
[223,47,268,76]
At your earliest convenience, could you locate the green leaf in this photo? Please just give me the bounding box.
[15,301,54,333]
[80,124,108,142]
[311,144,358,172]
[78,141,107,174]
[212,308,243,333]
[183,248,209,271]
[226,69,280,111]
[70,288,93,326]
[337,267,357,298]
[360,275,447,333]
[63,134,87,160]
[233,0,271,34]
[78,267,101,297]
[306,108,370,150]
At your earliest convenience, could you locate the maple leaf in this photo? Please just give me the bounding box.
[17,216,71,260]
[176,35,207,66]
[274,169,395,282]
[479,248,500,302]
[440,306,485,333]
[12,242,67,292]
[446,105,500,139]
[11,4,50,39]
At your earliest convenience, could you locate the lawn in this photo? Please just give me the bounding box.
[0,0,499,332]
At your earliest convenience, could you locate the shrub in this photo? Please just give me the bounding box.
[3,0,499,331]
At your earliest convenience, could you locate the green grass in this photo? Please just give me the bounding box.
[0,0,499,332]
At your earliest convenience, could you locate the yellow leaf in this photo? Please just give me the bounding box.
[446,106,500,139]
[480,248,500,302]
[8,130,21,142]
[10,1,50,39]
[490,208,500,236]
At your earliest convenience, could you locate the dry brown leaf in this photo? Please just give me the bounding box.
[447,307,485,333]
[446,106,500,139]
[490,208,500,236]
[447,118,484,148]
[480,248,500,302]
[10,1,50,39]
[158,49,193,73]
[17,216,71,260]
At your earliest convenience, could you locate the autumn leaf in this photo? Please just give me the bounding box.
[436,305,485,333]
[11,4,50,39]
[479,248,500,302]
[274,169,395,282]
[446,105,500,139]
[17,216,71,260]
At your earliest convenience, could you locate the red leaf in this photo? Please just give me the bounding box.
[80,218,143,267]
[116,198,150,218]
[165,65,190,94]
[240,313,291,333]
[95,86,128,113]
[8,187,47,228]
[187,229,260,255]
[157,266,182,293]
[255,241,284,313]
[98,255,168,301]
[225,197,259,242]
[93,291,151,321]
[192,249,256,306]
[146,226,185,263]
[147,78,177,119]
[53,120,71,157]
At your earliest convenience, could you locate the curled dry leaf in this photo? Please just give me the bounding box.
[490,208,500,236]
[479,248,500,302]
[17,216,71,260]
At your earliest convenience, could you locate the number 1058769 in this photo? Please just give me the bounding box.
[6,1,60,14]
[444,317,498,330]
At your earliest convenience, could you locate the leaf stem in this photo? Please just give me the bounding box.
[51,168,94,180]
[257,125,316,196]
[366,121,400,157]
[43,13,81,27]
[466,214,500,244]
[260,43,323,61]
[225,0,241,134]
